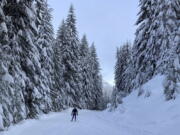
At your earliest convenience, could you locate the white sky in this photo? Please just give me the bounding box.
[48,0,139,85]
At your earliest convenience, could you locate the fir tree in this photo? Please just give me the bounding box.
[155,0,180,73]
[164,61,179,100]
[17,0,41,119]
[79,35,92,108]
[0,0,38,128]
[35,0,55,113]
[132,0,180,91]
[55,5,82,108]
[153,0,180,99]
[115,43,132,94]
[53,20,67,110]
[132,0,157,88]
[111,43,132,108]
[89,44,103,110]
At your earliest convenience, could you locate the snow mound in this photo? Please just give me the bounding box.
[110,75,180,135]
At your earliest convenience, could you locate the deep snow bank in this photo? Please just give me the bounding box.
[109,75,180,135]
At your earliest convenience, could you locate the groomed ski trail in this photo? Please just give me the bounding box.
[2,109,152,135]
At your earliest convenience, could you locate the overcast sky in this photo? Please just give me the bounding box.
[48,0,139,85]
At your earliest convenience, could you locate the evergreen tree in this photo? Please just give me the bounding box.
[115,43,132,95]
[55,5,82,108]
[53,20,67,110]
[133,0,179,99]
[0,0,38,128]
[132,0,180,92]
[111,43,132,108]
[164,60,179,100]
[132,0,157,88]
[79,35,93,109]
[35,0,55,113]
[89,44,103,110]
[15,0,41,119]
[155,0,180,73]
[153,0,180,99]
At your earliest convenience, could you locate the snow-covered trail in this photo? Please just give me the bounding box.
[1,109,156,135]
[2,103,180,135]
[2,109,122,135]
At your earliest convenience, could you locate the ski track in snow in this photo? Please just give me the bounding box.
[1,110,119,135]
[1,109,153,135]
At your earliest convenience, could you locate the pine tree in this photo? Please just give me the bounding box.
[16,0,41,119]
[79,35,92,108]
[132,0,179,89]
[55,5,82,108]
[164,61,179,100]
[153,0,180,99]
[111,43,132,108]
[155,0,180,73]
[3,0,52,119]
[53,20,67,110]
[116,44,132,94]
[35,0,55,113]
[132,0,157,88]
[89,44,103,110]
[0,0,39,128]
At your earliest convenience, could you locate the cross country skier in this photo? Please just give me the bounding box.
[71,107,78,122]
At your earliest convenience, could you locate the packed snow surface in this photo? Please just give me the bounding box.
[1,109,121,135]
[2,75,180,135]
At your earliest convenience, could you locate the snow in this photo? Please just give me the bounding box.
[138,75,165,95]
[2,73,14,83]
[174,57,180,70]
[0,105,3,130]
[2,75,180,135]
[1,109,120,135]
[0,22,7,33]
[25,6,35,21]
[109,75,180,135]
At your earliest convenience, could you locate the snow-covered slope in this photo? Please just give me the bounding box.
[108,75,180,135]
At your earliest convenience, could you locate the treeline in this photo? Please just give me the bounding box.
[112,0,180,108]
[0,0,103,130]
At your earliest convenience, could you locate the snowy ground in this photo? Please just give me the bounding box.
[109,75,180,135]
[1,109,121,135]
[2,75,180,135]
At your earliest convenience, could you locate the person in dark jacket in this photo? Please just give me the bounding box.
[71,107,78,121]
